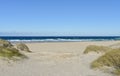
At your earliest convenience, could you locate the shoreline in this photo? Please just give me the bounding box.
[11,40,120,44]
[1,36,120,43]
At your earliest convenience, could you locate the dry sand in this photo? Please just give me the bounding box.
[0,41,120,76]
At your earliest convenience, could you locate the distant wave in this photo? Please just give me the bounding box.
[0,36,120,42]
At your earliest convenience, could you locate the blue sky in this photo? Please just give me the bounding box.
[0,0,120,36]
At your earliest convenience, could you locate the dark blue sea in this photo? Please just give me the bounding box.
[0,36,120,42]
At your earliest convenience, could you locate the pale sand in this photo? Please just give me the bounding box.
[0,41,120,76]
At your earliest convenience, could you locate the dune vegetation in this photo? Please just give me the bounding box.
[83,45,112,54]
[83,44,120,75]
[0,46,26,59]
[0,39,27,60]
[0,39,13,47]
[109,43,120,49]
[91,48,120,75]
[16,43,31,52]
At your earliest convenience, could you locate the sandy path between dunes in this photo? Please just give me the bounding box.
[0,41,120,76]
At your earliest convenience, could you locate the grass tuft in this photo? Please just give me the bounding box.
[0,46,27,60]
[0,39,13,47]
[16,43,31,52]
[109,43,120,49]
[91,48,120,75]
[113,69,120,75]
[83,45,111,54]
[0,39,28,60]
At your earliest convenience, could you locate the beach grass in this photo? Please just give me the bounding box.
[109,43,120,49]
[0,46,27,60]
[83,45,111,54]
[91,48,120,75]
[0,39,13,47]
[16,43,31,52]
[0,39,27,60]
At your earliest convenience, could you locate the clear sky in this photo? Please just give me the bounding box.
[0,0,120,36]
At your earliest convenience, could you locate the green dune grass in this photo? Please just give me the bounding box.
[83,44,120,75]
[91,48,120,75]
[83,45,112,54]
[0,46,27,60]
[0,39,27,60]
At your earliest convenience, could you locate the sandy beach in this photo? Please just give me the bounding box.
[1,0,120,75]
[0,41,120,76]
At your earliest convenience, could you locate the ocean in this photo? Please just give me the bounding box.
[0,36,120,42]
